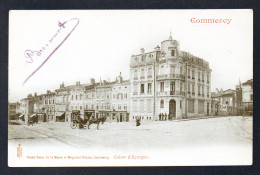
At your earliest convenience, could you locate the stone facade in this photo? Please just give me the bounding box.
[63,73,131,123]
[68,81,89,122]
[55,82,71,122]
[241,79,253,116]
[8,102,16,119]
[130,35,211,121]
[210,83,243,116]
[110,75,130,122]
[42,91,56,122]
[218,89,237,116]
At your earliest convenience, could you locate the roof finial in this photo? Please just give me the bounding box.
[169,31,172,40]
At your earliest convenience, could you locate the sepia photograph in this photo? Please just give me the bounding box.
[8,10,253,166]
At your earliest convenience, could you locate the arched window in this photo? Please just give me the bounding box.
[160,100,164,108]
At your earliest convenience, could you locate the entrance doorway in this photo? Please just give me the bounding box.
[215,104,218,116]
[120,113,123,122]
[207,102,209,116]
[169,99,176,120]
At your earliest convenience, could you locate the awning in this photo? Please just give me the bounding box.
[29,114,36,118]
[85,110,95,112]
[18,114,24,118]
[55,112,65,117]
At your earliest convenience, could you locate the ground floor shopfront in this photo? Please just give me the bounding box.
[130,97,212,121]
[242,102,253,116]
[68,109,129,122]
[97,110,129,122]
[45,112,55,122]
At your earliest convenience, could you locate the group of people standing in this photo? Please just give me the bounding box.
[158,113,173,121]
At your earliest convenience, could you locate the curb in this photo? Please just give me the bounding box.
[171,115,244,122]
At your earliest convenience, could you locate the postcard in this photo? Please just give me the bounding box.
[8,10,253,167]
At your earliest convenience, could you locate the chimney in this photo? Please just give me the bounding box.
[154,45,160,52]
[60,82,65,88]
[34,92,37,97]
[119,72,123,83]
[76,81,80,87]
[90,78,95,85]
[140,48,145,55]
[47,90,51,94]
[27,94,32,98]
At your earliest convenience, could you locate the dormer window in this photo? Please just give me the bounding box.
[171,50,175,56]
[161,51,166,57]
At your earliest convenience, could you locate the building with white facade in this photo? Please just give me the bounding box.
[241,79,253,116]
[130,35,212,121]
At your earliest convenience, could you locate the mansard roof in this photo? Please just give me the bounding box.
[180,51,209,69]
[242,79,253,86]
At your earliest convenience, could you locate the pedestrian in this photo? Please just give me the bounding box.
[136,117,141,126]
[159,113,162,121]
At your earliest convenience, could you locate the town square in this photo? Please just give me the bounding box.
[8,10,253,166]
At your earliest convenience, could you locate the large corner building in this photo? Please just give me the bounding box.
[130,35,212,121]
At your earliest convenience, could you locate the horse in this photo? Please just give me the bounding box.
[70,115,90,129]
[87,116,106,129]
[28,115,38,126]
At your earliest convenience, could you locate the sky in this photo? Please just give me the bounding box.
[9,10,253,102]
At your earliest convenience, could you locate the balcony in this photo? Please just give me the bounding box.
[147,75,152,79]
[202,80,204,83]
[134,77,138,80]
[198,93,201,96]
[192,77,195,80]
[157,91,185,96]
[170,91,176,95]
[198,79,201,82]
[157,91,167,96]
[157,74,185,80]
[133,92,138,95]
[192,92,195,96]
[202,94,205,97]
[140,76,145,79]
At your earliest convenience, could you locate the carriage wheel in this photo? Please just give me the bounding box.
[77,123,81,129]
[70,122,77,129]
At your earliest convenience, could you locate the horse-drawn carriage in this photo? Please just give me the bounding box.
[28,114,38,126]
[70,117,89,129]
[70,114,106,129]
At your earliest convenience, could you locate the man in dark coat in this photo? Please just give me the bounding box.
[136,117,141,126]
